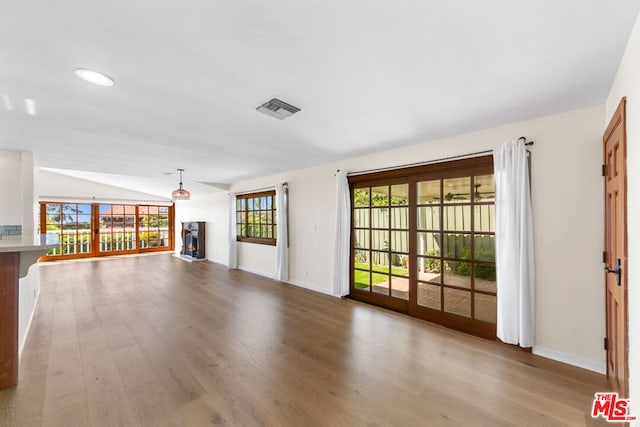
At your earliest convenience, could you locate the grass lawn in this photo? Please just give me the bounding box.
[354,263,408,289]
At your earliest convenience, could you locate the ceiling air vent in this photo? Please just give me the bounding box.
[256,98,301,120]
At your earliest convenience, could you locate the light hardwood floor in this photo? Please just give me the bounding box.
[1,254,609,426]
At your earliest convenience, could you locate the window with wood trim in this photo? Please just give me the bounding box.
[42,203,93,257]
[98,204,137,253]
[39,202,174,260]
[236,191,276,245]
[138,205,171,249]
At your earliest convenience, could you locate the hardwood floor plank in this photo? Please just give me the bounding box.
[95,276,186,426]
[0,254,610,426]
[0,278,56,427]
[41,279,88,417]
[177,394,226,427]
[41,401,91,427]
[73,277,138,427]
[111,294,207,408]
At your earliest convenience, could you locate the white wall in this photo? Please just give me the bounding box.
[179,104,607,372]
[39,170,171,204]
[0,151,24,225]
[23,153,39,240]
[18,266,39,357]
[0,151,38,234]
[18,153,40,356]
[607,11,640,424]
[174,193,228,264]
[0,150,40,356]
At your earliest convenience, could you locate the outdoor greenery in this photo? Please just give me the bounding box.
[423,250,441,272]
[46,230,169,255]
[236,193,276,240]
[353,263,408,289]
[354,189,408,207]
[352,184,497,291]
[46,203,79,223]
[43,203,172,257]
[421,248,496,281]
[46,231,92,255]
[474,264,496,281]
[140,214,169,228]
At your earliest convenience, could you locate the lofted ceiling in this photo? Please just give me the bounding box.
[1,1,639,197]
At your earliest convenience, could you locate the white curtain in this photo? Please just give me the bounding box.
[228,193,238,269]
[332,170,351,296]
[275,183,289,282]
[493,139,535,348]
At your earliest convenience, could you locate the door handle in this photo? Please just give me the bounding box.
[605,258,622,286]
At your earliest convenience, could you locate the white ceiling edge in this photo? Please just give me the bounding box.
[40,167,223,200]
[200,182,231,191]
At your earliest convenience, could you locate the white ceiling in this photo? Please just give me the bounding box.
[1,1,638,197]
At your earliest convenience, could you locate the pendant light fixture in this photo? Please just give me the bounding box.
[172,168,191,201]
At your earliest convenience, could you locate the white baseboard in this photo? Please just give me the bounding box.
[237,265,275,280]
[173,254,207,263]
[235,265,337,298]
[284,279,337,297]
[19,288,40,359]
[533,345,605,374]
[208,257,227,265]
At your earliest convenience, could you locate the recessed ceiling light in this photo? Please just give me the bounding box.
[74,68,114,86]
[24,98,36,115]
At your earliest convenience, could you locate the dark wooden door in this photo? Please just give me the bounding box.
[603,98,628,396]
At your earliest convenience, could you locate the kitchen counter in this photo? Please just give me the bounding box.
[0,235,57,278]
[0,235,57,389]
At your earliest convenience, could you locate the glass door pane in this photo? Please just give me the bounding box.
[415,174,497,327]
[42,202,93,258]
[138,205,171,250]
[76,204,92,255]
[417,180,442,308]
[98,204,137,254]
[351,183,409,301]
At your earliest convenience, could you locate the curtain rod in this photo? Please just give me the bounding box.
[231,182,287,196]
[39,195,173,205]
[340,136,533,177]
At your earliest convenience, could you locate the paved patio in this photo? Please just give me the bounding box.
[371,272,497,323]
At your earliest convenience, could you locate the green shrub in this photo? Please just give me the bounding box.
[475,264,496,281]
[424,250,441,273]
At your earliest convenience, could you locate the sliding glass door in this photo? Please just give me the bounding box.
[349,156,497,339]
[412,173,496,338]
[97,204,137,255]
[352,179,410,312]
